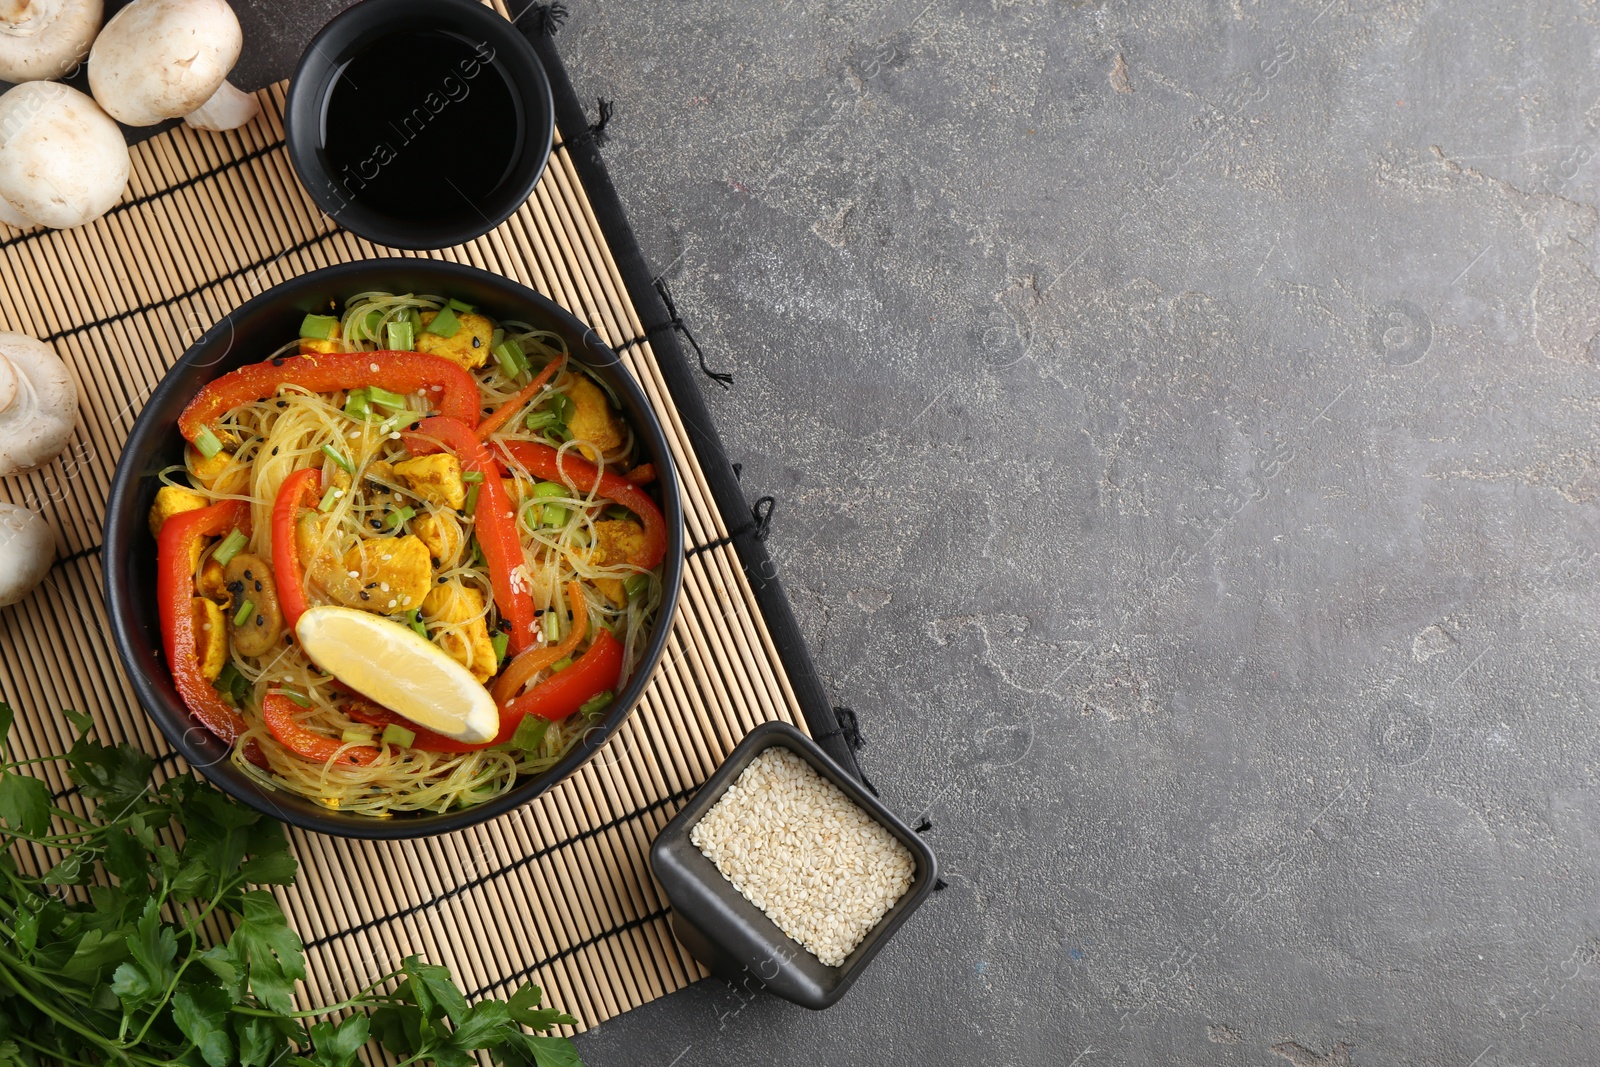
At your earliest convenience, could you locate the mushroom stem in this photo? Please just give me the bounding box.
[183,79,259,131]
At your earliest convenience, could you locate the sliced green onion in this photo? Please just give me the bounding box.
[579,691,614,717]
[510,714,548,753]
[387,320,415,351]
[406,609,429,639]
[281,688,313,708]
[368,385,409,411]
[385,505,416,529]
[194,425,223,459]
[360,307,386,338]
[382,723,416,748]
[320,444,355,474]
[464,483,481,517]
[461,470,485,484]
[213,528,248,567]
[300,313,340,340]
[548,426,573,445]
[624,573,650,602]
[446,298,475,314]
[491,631,509,665]
[317,485,343,512]
[540,503,568,528]
[376,411,409,436]
[524,409,561,432]
[344,388,373,421]
[426,305,462,338]
[551,393,575,425]
[544,610,560,644]
[490,327,505,351]
[233,599,256,627]
[603,504,631,521]
[532,480,565,499]
[549,655,572,673]
[215,661,250,705]
[492,338,528,378]
[341,729,371,744]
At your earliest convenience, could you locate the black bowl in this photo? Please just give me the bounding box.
[103,260,684,839]
[650,722,939,1009]
[285,0,554,250]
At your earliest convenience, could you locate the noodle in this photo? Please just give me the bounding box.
[167,293,665,816]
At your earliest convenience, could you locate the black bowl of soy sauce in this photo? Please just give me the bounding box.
[286,0,554,250]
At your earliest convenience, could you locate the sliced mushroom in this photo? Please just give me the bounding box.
[87,0,259,131]
[0,332,78,478]
[0,0,101,84]
[223,552,283,656]
[0,502,53,608]
[0,82,130,230]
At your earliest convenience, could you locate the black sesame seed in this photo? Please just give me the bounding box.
[364,581,379,589]
[430,558,440,567]
[271,357,286,367]
[472,337,482,347]
[270,446,279,456]
[437,576,448,584]
[370,519,382,529]
[359,591,371,601]
[255,615,265,627]
[226,580,244,594]
[253,580,263,592]
[242,569,253,580]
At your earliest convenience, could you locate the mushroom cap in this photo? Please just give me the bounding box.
[0,502,54,609]
[0,0,102,83]
[0,82,130,229]
[0,330,78,478]
[88,0,242,127]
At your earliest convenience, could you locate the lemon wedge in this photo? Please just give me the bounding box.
[294,606,498,744]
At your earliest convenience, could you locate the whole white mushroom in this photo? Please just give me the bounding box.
[88,0,259,131]
[0,502,54,608]
[0,81,129,229]
[0,332,78,478]
[0,0,102,84]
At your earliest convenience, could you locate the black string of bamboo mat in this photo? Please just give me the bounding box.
[304,785,695,951]
[463,906,670,1002]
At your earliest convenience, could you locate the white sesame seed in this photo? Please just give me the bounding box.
[690,747,914,968]
[369,362,379,372]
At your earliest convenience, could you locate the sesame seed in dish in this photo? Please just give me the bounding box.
[690,747,915,968]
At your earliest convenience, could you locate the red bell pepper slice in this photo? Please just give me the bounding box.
[270,467,321,629]
[178,350,481,444]
[502,627,624,725]
[405,415,539,655]
[261,692,379,765]
[157,499,265,766]
[498,440,668,570]
[347,629,625,753]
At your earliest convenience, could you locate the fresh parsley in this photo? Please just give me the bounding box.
[0,702,584,1067]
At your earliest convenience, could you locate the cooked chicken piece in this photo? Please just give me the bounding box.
[412,511,465,566]
[191,597,227,681]
[417,310,494,370]
[394,453,466,510]
[297,515,434,615]
[566,376,626,463]
[340,535,433,614]
[148,484,209,538]
[423,580,499,683]
[591,518,647,606]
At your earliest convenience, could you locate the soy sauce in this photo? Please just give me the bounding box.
[321,30,520,219]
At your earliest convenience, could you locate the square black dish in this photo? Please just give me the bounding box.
[650,722,938,1009]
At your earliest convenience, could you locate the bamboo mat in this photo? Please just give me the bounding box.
[0,72,810,1029]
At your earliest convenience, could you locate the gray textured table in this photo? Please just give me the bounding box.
[142,1,1600,1063]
